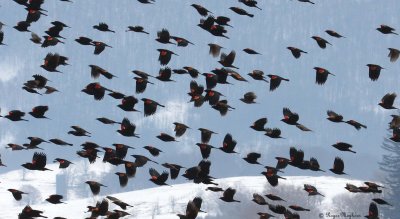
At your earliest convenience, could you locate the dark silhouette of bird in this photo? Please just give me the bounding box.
[372,198,392,206]
[142,98,165,116]
[117,118,139,137]
[332,142,356,153]
[243,152,262,165]
[118,96,140,112]
[191,4,212,16]
[149,168,170,186]
[240,92,257,104]
[75,36,93,45]
[89,65,116,79]
[250,117,267,131]
[8,189,27,201]
[19,205,47,219]
[289,205,310,212]
[287,46,307,59]
[156,29,174,44]
[157,133,178,142]
[377,24,398,35]
[257,212,275,219]
[115,172,128,187]
[41,53,63,73]
[345,120,367,130]
[365,202,379,219]
[312,36,332,48]
[265,193,286,202]
[162,163,185,180]
[196,143,215,159]
[330,157,347,175]
[30,32,42,44]
[267,74,289,91]
[14,21,30,32]
[388,48,399,62]
[49,138,73,146]
[85,181,107,195]
[46,194,65,204]
[310,157,325,172]
[158,49,178,65]
[131,154,158,167]
[21,152,51,171]
[229,7,254,17]
[314,67,335,85]
[268,204,286,215]
[219,50,238,69]
[93,22,115,33]
[156,67,175,82]
[198,128,217,144]
[304,184,324,197]
[248,70,269,82]
[68,126,91,137]
[53,158,73,169]
[367,64,384,81]
[171,36,194,47]
[327,110,344,123]
[379,93,397,109]
[29,105,49,119]
[208,43,224,57]
[106,196,133,210]
[143,145,163,157]
[220,188,240,202]
[326,30,345,38]
[265,128,284,139]
[3,110,28,121]
[92,41,112,55]
[298,0,315,4]
[212,100,235,116]
[173,122,190,137]
[41,35,64,48]
[126,25,149,34]
[134,76,153,94]
[243,48,261,55]
[252,193,268,205]
[97,117,121,125]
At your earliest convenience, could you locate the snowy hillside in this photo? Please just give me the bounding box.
[0,169,370,218]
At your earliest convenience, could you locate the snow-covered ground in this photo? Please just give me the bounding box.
[0,165,367,218]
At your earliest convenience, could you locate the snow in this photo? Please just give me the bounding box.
[0,167,366,218]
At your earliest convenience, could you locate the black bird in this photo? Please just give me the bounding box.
[239,0,262,10]
[117,118,139,137]
[327,110,344,123]
[312,36,332,49]
[229,7,254,17]
[126,25,149,34]
[156,29,174,44]
[93,22,115,33]
[372,198,392,206]
[131,154,158,167]
[49,138,73,146]
[332,142,356,153]
[219,133,238,154]
[219,50,238,69]
[248,70,269,82]
[8,189,27,201]
[68,126,91,137]
[243,152,262,165]
[191,4,212,17]
[85,181,107,195]
[92,41,112,55]
[143,145,163,157]
[287,46,307,59]
[367,64,384,81]
[46,194,65,204]
[142,98,165,116]
[29,106,49,119]
[198,128,217,143]
[149,168,170,186]
[118,96,140,112]
[267,74,289,91]
[365,202,379,219]
[14,21,30,32]
[345,120,367,130]
[377,24,398,35]
[53,158,73,169]
[379,93,397,109]
[314,67,335,85]
[220,188,240,202]
[250,118,267,131]
[162,163,185,180]
[265,128,284,139]
[196,143,215,159]
[208,43,224,57]
[157,133,178,142]
[329,157,347,175]
[388,48,399,62]
[158,49,178,65]
[75,36,93,45]
[173,122,190,137]
[326,30,345,38]
[156,67,175,82]
[21,152,51,171]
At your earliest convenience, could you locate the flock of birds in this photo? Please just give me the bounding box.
[0,0,398,218]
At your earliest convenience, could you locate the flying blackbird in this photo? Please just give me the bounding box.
[173,122,190,137]
[141,98,164,116]
[19,205,47,218]
[29,105,49,119]
[345,120,367,130]
[171,36,194,47]
[126,25,149,34]
[21,152,51,171]
[97,117,121,125]
[229,7,254,17]
[257,212,275,219]
[93,22,115,33]
[89,65,116,79]
[156,29,174,44]
[68,126,91,137]
[243,152,262,165]
[240,92,257,104]
[158,49,178,65]
[117,118,139,137]
[162,163,185,180]
[332,142,356,153]
[8,189,27,201]
[198,128,217,143]
[377,24,398,35]
[248,70,269,82]
[289,205,310,211]
[191,4,212,16]
[304,184,324,197]
[365,202,379,219]
[106,196,133,210]
[252,193,268,205]
[49,138,73,146]
[115,172,128,187]
[134,77,153,94]
[118,96,140,112]
[243,48,261,55]
[208,43,224,57]
[3,110,28,122]
[156,67,175,82]
[388,48,399,62]
[86,181,107,195]
[149,168,170,186]
[219,133,238,153]
[41,35,64,48]
[212,100,235,116]
[239,0,262,10]
[265,128,284,139]
[367,64,384,81]
[314,67,335,85]
[287,47,307,59]
[330,157,347,175]
[144,145,163,157]
[326,30,345,38]
[379,93,397,109]
[265,194,286,202]
[219,50,238,69]
[220,188,240,202]
[250,118,267,131]
[14,21,30,32]
[46,194,65,204]
[309,157,325,172]
[132,154,158,167]
[53,158,73,169]
[157,133,178,142]
[92,41,112,55]
[75,36,93,45]
[312,36,332,48]
[372,198,392,206]
[267,74,289,91]
[196,143,215,159]
[327,110,344,123]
